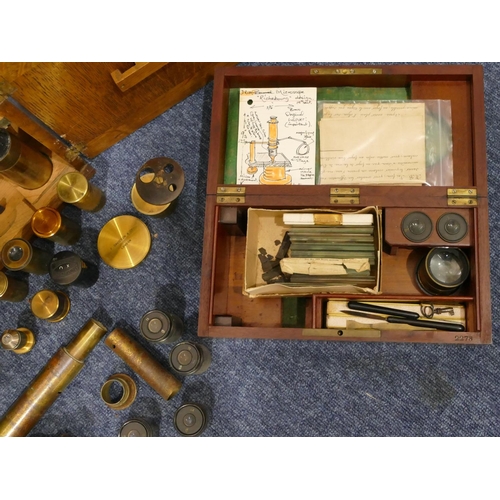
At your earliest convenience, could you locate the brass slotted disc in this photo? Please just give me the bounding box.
[97,215,151,269]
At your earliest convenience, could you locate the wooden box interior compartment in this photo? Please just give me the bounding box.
[198,64,491,344]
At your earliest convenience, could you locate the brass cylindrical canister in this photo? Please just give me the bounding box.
[100,373,137,410]
[131,172,176,218]
[30,289,71,322]
[1,238,52,275]
[0,318,107,437]
[31,207,81,245]
[104,327,182,401]
[169,341,212,376]
[0,272,29,302]
[57,172,106,212]
[0,129,53,189]
[1,328,35,355]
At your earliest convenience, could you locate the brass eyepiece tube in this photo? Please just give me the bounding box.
[104,327,182,401]
[0,318,107,437]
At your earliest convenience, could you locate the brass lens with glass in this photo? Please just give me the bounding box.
[1,238,52,275]
[1,328,36,355]
[416,247,470,296]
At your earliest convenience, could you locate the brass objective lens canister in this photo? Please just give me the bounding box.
[31,207,81,245]
[30,289,71,322]
[0,318,107,437]
[131,172,176,218]
[1,238,52,275]
[0,129,53,190]
[100,373,137,410]
[0,271,29,302]
[57,172,106,212]
[1,328,36,355]
[104,327,182,401]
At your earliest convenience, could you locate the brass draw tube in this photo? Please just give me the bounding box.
[104,328,182,401]
[0,318,107,437]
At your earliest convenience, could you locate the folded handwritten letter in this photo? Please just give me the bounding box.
[319,102,426,185]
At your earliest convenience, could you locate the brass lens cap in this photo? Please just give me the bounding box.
[31,207,62,238]
[97,215,151,269]
[174,403,207,437]
[57,172,89,204]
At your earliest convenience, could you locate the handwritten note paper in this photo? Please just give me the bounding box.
[236,88,317,185]
[319,102,426,185]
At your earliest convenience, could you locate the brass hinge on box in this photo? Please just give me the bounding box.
[330,187,360,205]
[447,188,477,206]
[217,186,246,204]
[311,68,382,75]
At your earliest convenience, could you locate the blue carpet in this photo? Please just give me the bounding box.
[0,62,499,437]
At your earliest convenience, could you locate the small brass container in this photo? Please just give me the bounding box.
[169,341,212,376]
[1,238,52,275]
[0,272,29,302]
[100,373,137,410]
[0,129,53,189]
[31,207,81,245]
[97,215,151,269]
[1,328,36,354]
[57,172,106,212]
[30,289,71,322]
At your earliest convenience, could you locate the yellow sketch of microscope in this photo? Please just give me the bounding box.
[246,116,309,185]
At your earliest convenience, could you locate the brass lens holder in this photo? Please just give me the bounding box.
[100,373,137,410]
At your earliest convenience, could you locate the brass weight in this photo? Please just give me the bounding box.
[104,327,182,401]
[0,318,107,437]
[1,328,36,355]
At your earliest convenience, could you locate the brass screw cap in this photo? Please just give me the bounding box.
[119,419,153,437]
[1,328,36,354]
[97,215,151,269]
[30,290,71,322]
[31,207,62,238]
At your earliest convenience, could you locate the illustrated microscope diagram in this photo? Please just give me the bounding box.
[243,116,313,185]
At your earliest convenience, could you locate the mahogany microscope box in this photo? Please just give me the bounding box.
[197,64,492,345]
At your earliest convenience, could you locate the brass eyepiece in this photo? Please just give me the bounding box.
[1,238,52,275]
